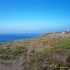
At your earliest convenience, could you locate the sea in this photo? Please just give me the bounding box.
[0,33,41,42]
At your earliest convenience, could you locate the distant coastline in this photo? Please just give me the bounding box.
[0,31,70,43]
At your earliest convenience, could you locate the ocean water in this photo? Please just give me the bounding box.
[0,33,41,42]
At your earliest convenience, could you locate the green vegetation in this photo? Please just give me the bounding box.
[0,46,28,60]
[43,39,70,52]
[23,39,70,70]
[0,33,70,70]
[52,39,70,49]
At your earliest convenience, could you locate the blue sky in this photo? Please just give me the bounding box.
[0,0,70,34]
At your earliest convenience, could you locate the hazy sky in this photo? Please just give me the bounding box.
[0,0,70,34]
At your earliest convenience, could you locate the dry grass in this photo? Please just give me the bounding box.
[0,32,70,70]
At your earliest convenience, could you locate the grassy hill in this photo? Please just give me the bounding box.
[0,32,70,70]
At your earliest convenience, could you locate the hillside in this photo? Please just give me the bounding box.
[0,32,70,70]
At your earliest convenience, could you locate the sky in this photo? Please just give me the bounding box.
[0,0,70,34]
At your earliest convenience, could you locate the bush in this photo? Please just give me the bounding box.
[0,46,28,60]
